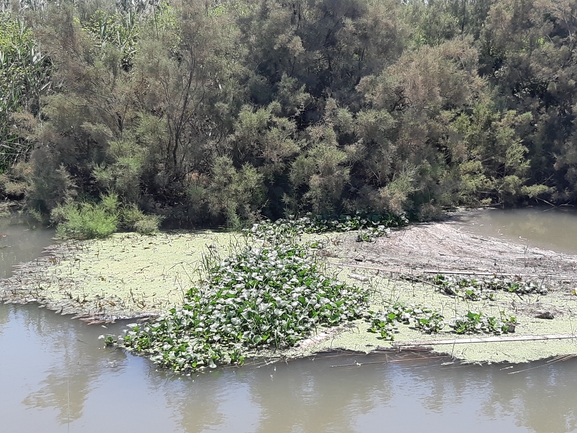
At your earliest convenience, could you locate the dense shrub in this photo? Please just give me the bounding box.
[121,204,162,234]
[51,193,161,239]
[51,195,119,239]
[2,0,577,225]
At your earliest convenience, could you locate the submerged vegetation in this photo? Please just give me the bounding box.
[1,0,577,234]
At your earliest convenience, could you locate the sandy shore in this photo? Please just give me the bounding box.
[1,219,576,364]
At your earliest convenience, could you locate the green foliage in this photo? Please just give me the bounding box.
[3,0,577,225]
[290,119,350,214]
[368,301,517,341]
[0,14,50,171]
[27,158,76,213]
[121,204,161,234]
[368,302,445,341]
[429,274,549,299]
[132,215,162,235]
[450,311,517,335]
[92,138,147,203]
[245,213,407,244]
[82,8,140,71]
[52,193,162,239]
[118,240,368,372]
[0,161,29,199]
[52,195,119,240]
[207,157,265,228]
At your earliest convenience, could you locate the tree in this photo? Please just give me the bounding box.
[0,13,50,173]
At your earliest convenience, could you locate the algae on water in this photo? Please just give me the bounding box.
[1,231,235,318]
[2,218,577,366]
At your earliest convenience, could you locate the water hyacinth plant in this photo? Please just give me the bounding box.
[245,213,407,244]
[429,274,549,299]
[367,303,516,341]
[368,302,445,341]
[449,311,517,335]
[118,243,369,372]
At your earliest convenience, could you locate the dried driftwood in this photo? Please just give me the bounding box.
[392,334,577,347]
[332,261,560,279]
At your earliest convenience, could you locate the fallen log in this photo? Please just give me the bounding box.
[392,334,577,347]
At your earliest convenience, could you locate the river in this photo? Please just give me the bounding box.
[453,206,577,255]
[1,209,576,433]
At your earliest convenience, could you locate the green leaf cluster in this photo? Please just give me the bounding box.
[0,14,49,172]
[118,235,368,372]
[245,213,407,244]
[368,301,517,341]
[450,311,517,335]
[429,274,549,299]
[51,193,160,239]
[368,302,445,341]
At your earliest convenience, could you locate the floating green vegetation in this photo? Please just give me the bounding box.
[368,302,516,341]
[114,242,369,372]
[427,274,549,300]
[368,302,445,341]
[449,311,517,335]
[107,216,537,371]
[246,213,407,244]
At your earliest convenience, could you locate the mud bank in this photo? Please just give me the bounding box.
[299,219,577,364]
[1,219,577,364]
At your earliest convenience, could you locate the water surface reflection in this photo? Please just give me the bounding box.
[453,207,577,255]
[1,304,576,433]
[0,220,55,279]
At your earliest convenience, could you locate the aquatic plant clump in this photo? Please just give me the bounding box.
[368,302,445,341]
[429,274,549,299]
[119,244,369,372]
[246,213,407,244]
[449,311,517,335]
[368,302,516,341]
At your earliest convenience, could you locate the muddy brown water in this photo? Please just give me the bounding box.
[453,207,577,255]
[0,219,56,279]
[1,213,577,433]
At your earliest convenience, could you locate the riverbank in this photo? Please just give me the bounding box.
[1,214,576,364]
